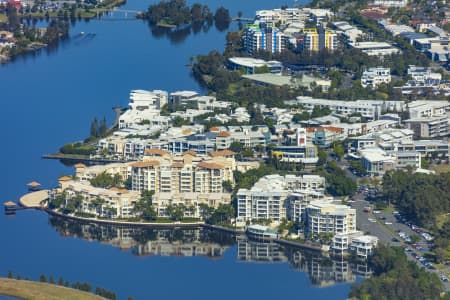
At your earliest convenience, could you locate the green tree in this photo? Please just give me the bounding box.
[229,141,244,153]
[332,141,344,159]
[166,203,186,221]
[207,203,235,225]
[39,274,47,282]
[99,117,107,137]
[90,117,98,138]
[222,180,233,193]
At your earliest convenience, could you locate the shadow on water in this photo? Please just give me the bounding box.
[48,216,372,286]
[147,19,230,45]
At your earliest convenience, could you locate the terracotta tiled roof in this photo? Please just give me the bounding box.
[144,148,169,156]
[183,150,197,156]
[74,163,86,168]
[27,181,41,187]
[182,129,192,136]
[209,127,219,132]
[197,161,224,169]
[217,131,230,137]
[171,162,184,168]
[210,150,236,157]
[4,201,16,206]
[131,161,160,168]
[307,127,343,133]
[325,126,344,133]
[58,176,72,182]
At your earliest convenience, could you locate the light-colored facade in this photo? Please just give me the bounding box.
[361,67,391,88]
[51,180,140,219]
[236,174,326,223]
[306,127,346,148]
[332,231,378,259]
[404,115,449,138]
[306,201,356,236]
[291,96,405,120]
[228,57,282,74]
[244,23,287,54]
[349,41,401,56]
[407,101,450,118]
[130,150,235,195]
[118,90,168,129]
[372,0,407,7]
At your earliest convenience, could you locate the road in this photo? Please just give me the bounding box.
[327,153,450,290]
[352,193,450,291]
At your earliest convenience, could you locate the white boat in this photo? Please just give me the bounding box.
[246,225,279,240]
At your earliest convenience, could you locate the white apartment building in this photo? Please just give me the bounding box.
[407,65,442,83]
[255,8,308,25]
[169,90,199,105]
[361,67,391,88]
[237,174,326,224]
[347,129,414,154]
[52,179,140,219]
[407,101,450,118]
[291,96,405,120]
[372,0,408,7]
[404,115,449,138]
[332,231,378,259]
[349,41,401,56]
[306,201,356,236]
[119,90,168,129]
[360,147,421,176]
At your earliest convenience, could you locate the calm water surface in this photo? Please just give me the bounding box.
[1,0,360,299]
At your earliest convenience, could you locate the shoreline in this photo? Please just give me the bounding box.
[18,190,324,252]
[0,278,106,300]
[45,209,324,252]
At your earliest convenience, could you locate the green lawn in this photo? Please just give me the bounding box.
[0,13,7,22]
[432,164,450,174]
[0,278,105,300]
[436,213,450,229]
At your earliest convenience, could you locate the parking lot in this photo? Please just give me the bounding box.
[352,191,450,291]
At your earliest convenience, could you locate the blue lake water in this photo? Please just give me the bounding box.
[0,0,361,299]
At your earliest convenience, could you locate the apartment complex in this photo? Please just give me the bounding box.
[119,90,169,129]
[301,27,338,52]
[272,128,319,165]
[52,178,140,219]
[292,96,405,120]
[244,23,287,54]
[407,100,449,118]
[130,149,234,195]
[306,201,356,236]
[404,115,449,138]
[332,231,378,259]
[361,67,391,88]
[306,127,346,148]
[236,174,326,224]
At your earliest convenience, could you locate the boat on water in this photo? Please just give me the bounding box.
[246,224,279,240]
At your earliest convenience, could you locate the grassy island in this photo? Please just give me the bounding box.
[0,278,105,300]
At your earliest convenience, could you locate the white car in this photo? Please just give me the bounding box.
[368,218,376,223]
[373,210,381,214]
[385,222,393,225]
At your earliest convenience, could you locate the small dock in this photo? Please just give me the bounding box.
[19,190,49,209]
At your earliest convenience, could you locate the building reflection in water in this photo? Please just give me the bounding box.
[237,236,372,287]
[49,216,371,286]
